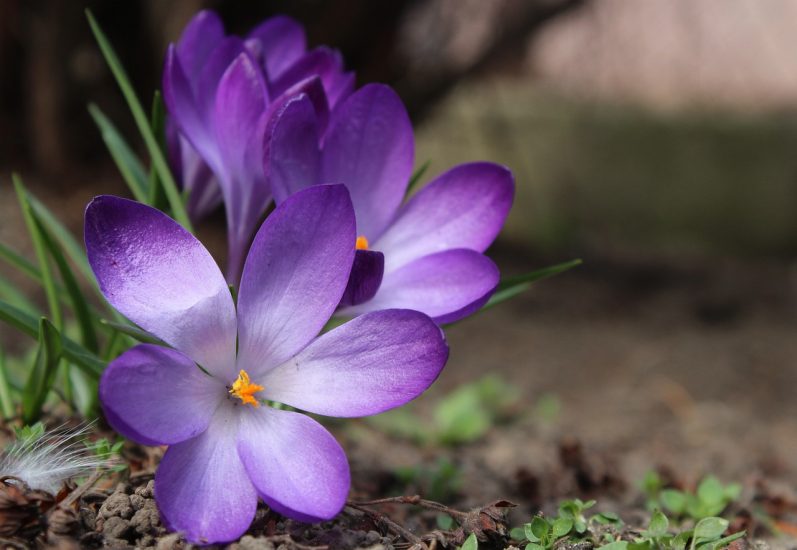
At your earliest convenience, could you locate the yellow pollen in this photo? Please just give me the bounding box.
[229,370,264,407]
[355,235,369,250]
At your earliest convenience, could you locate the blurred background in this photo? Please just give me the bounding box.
[2,0,797,490]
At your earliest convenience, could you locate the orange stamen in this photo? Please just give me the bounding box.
[355,235,369,250]
[229,370,264,407]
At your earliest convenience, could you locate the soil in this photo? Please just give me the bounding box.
[1,178,797,548]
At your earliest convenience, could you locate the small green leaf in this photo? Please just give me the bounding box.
[551,517,573,538]
[599,542,628,550]
[88,103,149,203]
[525,543,545,550]
[147,91,168,208]
[510,527,526,540]
[22,318,63,423]
[460,532,478,550]
[436,513,454,530]
[407,159,431,193]
[697,477,725,505]
[673,530,693,550]
[702,530,745,550]
[648,510,669,537]
[661,489,687,514]
[693,517,728,541]
[529,516,550,541]
[86,9,193,233]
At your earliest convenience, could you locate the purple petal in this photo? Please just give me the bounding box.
[271,75,330,131]
[175,134,222,221]
[236,185,356,377]
[248,15,307,80]
[266,94,322,204]
[155,409,257,544]
[262,309,447,417]
[270,47,346,103]
[176,10,225,78]
[338,250,384,307]
[237,408,349,521]
[342,249,499,324]
[84,196,237,378]
[375,162,514,272]
[321,84,414,241]
[100,344,223,446]
[196,37,247,128]
[212,52,271,283]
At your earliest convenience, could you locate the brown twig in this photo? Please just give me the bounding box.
[58,470,103,509]
[346,502,427,549]
[351,495,469,519]
[262,534,329,550]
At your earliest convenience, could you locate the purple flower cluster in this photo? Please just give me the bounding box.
[90,9,514,545]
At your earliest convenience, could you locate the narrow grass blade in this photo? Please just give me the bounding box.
[27,192,95,286]
[147,91,169,209]
[0,242,40,281]
[407,159,431,193]
[86,9,193,232]
[482,258,582,311]
[100,319,167,347]
[0,300,105,378]
[22,318,63,423]
[0,347,15,419]
[13,176,62,329]
[35,217,99,353]
[88,103,149,203]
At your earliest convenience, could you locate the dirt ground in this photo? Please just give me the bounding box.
[1,177,797,548]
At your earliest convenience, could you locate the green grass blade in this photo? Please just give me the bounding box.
[88,103,149,203]
[27,192,95,286]
[22,318,63,423]
[0,347,15,419]
[100,319,167,346]
[13,176,62,329]
[86,9,193,232]
[407,160,431,194]
[0,241,40,281]
[482,258,583,311]
[0,300,105,378]
[35,216,99,353]
[147,91,168,208]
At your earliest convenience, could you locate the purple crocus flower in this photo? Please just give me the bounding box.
[267,83,515,324]
[163,10,354,283]
[85,185,447,544]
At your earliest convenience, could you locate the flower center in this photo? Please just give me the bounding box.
[229,370,264,407]
[355,235,369,250]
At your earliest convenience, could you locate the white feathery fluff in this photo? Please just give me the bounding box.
[0,423,108,494]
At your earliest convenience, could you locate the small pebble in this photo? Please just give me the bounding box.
[99,492,134,519]
[130,493,146,511]
[102,516,133,540]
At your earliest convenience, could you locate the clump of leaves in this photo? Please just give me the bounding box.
[84,437,126,473]
[511,499,623,549]
[367,375,521,446]
[643,472,741,520]
[621,513,744,550]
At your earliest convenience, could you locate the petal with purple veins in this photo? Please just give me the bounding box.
[261,309,447,417]
[84,196,237,378]
[100,344,223,446]
[155,408,257,545]
[236,185,356,376]
[321,84,414,241]
[237,407,349,522]
[374,162,514,272]
[342,249,499,324]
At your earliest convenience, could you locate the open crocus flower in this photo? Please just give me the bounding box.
[85,185,447,544]
[267,83,515,324]
[164,10,354,283]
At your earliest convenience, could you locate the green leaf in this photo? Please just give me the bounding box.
[647,510,669,538]
[0,347,15,419]
[434,385,491,444]
[551,517,573,538]
[701,530,745,550]
[100,319,167,346]
[86,9,193,233]
[529,517,550,542]
[88,103,149,203]
[510,527,526,540]
[0,300,105,378]
[407,159,431,193]
[482,259,582,311]
[693,517,728,541]
[697,477,725,505]
[436,513,454,530]
[599,542,628,550]
[14,176,62,329]
[35,215,99,352]
[672,530,692,550]
[460,533,478,550]
[147,91,168,208]
[22,318,63,423]
[0,273,38,315]
[661,489,687,515]
[525,543,545,550]
[0,242,40,282]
